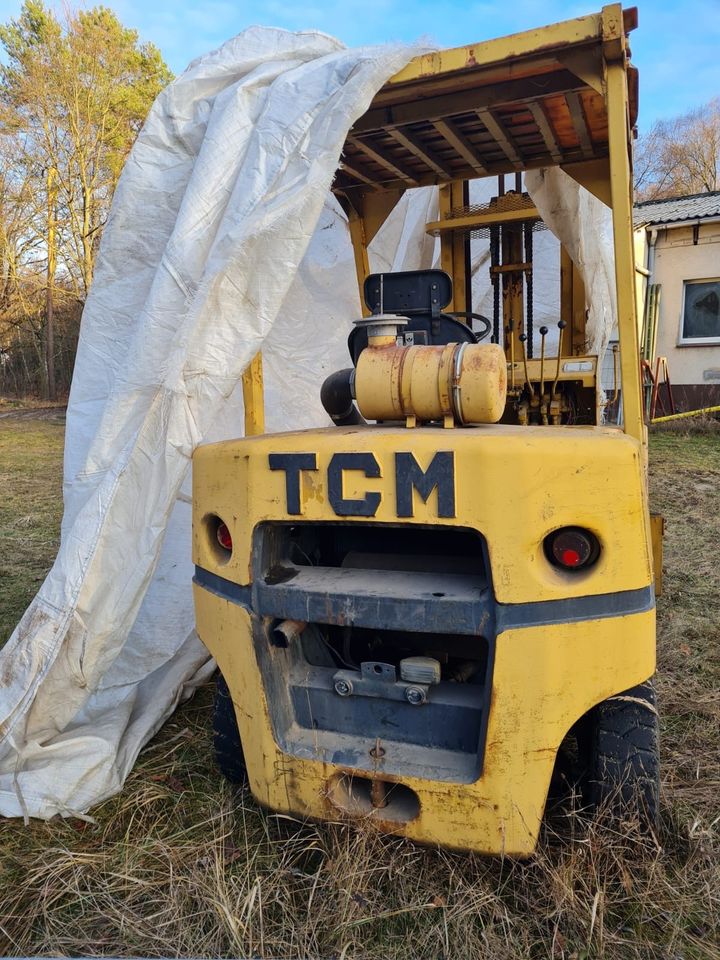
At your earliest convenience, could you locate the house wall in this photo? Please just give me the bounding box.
[651,220,720,410]
[634,227,648,340]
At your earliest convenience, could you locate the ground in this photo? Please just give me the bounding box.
[0,411,718,959]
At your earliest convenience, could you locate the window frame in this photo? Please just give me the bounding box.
[678,277,720,346]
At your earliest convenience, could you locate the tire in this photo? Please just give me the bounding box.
[213,672,246,783]
[579,679,659,826]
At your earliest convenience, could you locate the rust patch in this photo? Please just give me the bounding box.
[264,564,298,585]
[396,345,411,416]
[303,472,324,504]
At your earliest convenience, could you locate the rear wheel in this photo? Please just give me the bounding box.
[213,672,246,783]
[579,679,659,825]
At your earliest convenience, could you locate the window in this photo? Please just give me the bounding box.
[680,279,720,344]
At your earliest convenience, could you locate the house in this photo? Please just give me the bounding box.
[634,192,720,411]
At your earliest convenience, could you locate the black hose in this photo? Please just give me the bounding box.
[320,369,366,426]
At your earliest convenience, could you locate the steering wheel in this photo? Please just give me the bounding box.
[446,312,493,342]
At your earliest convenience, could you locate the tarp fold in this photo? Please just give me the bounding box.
[0,27,422,818]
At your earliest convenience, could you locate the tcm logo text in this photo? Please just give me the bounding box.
[268,451,455,518]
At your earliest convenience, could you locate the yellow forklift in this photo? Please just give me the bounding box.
[192,5,660,855]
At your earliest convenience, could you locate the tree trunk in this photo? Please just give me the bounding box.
[45,282,55,401]
[46,166,57,401]
[82,180,93,295]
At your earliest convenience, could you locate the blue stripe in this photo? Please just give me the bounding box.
[194,565,654,633]
[496,585,654,630]
[193,567,252,606]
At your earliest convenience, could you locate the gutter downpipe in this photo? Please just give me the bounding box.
[647,227,658,281]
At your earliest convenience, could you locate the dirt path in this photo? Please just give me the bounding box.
[0,404,67,421]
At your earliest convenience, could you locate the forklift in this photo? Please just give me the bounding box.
[192,5,660,856]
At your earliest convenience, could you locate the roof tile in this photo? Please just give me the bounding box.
[634,191,720,226]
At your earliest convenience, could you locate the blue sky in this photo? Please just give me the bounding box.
[1,0,718,130]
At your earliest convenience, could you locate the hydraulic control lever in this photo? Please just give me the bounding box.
[516,320,571,426]
[538,326,549,425]
[518,333,533,396]
[550,320,567,425]
[507,319,516,391]
[517,332,533,425]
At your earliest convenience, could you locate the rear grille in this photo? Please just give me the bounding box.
[247,521,494,783]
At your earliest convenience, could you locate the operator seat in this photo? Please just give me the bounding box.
[347,268,491,365]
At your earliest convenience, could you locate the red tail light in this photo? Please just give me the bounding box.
[216,521,232,552]
[545,527,599,571]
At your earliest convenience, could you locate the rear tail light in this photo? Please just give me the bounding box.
[545,527,599,571]
[216,521,232,551]
[214,517,232,553]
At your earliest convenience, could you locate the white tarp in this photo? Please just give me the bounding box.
[0,26,615,820]
[0,27,424,819]
[469,176,561,350]
[526,167,616,358]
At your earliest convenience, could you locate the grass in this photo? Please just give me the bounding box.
[0,414,718,958]
[0,413,65,646]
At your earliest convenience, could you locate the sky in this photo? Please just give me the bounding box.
[0,0,718,131]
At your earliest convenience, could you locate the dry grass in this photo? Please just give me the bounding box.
[0,415,718,959]
[651,413,720,437]
[0,414,65,646]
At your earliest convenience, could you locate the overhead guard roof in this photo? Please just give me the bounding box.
[334,5,638,195]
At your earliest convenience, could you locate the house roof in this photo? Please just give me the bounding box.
[634,191,720,227]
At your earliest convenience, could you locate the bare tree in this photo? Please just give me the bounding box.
[635,98,720,201]
[0,1,172,398]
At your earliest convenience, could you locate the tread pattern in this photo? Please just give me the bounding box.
[213,672,247,784]
[585,679,660,823]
